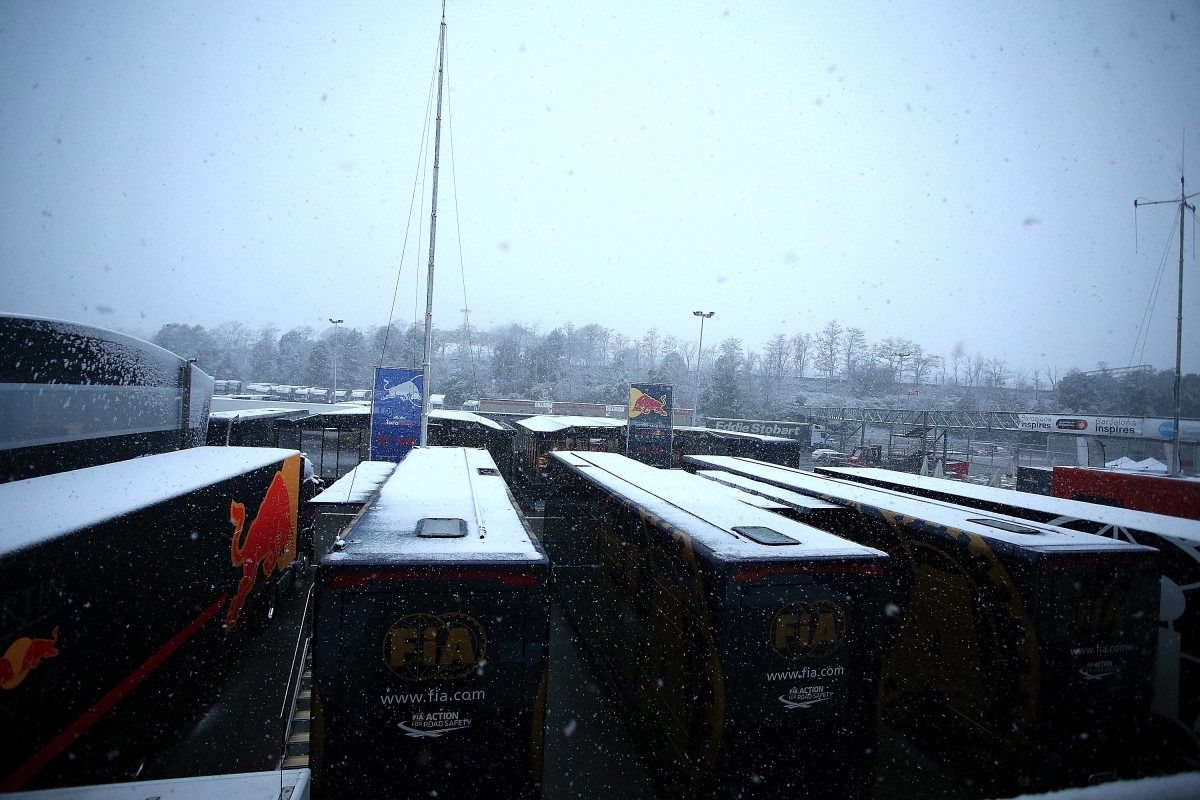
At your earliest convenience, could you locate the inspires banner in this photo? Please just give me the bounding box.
[627,383,673,467]
[370,368,423,462]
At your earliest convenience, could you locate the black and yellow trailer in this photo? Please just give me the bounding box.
[816,465,1200,762]
[544,451,891,800]
[0,446,304,792]
[684,454,1162,792]
[312,447,550,799]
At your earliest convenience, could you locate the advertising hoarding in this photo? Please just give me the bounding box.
[627,383,673,467]
[370,368,423,462]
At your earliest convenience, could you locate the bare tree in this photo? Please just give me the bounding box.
[640,328,660,370]
[814,320,844,380]
[842,327,867,376]
[763,334,792,389]
[1044,365,1060,391]
[791,333,813,378]
[681,340,698,371]
[983,357,1011,388]
[949,342,966,385]
[909,346,939,386]
[968,352,987,387]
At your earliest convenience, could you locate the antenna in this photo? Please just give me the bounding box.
[1133,131,1198,477]
[419,4,448,447]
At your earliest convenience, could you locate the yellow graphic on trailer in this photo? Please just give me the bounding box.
[771,601,846,660]
[383,613,487,681]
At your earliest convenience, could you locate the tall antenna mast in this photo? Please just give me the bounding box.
[419,1,447,448]
[1134,133,1198,477]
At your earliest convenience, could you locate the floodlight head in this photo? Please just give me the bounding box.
[693,311,715,318]
[329,318,344,324]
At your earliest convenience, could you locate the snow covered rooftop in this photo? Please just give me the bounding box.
[310,461,398,505]
[551,451,886,563]
[210,408,308,422]
[326,447,543,565]
[515,415,626,433]
[684,455,1162,555]
[818,466,1200,543]
[0,446,300,555]
[429,409,508,430]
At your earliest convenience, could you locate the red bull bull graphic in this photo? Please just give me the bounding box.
[0,628,60,690]
[630,387,669,418]
[371,367,423,462]
[226,454,300,628]
[627,383,674,468]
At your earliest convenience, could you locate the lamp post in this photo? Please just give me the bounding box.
[895,350,912,385]
[691,311,714,427]
[329,318,343,402]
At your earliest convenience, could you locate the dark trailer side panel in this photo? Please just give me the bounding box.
[816,465,1200,753]
[684,455,1162,792]
[0,446,304,792]
[544,451,890,800]
[313,447,550,800]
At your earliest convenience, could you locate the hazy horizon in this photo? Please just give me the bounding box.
[3,1,1198,375]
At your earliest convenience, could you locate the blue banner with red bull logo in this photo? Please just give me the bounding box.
[627,382,674,468]
[371,368,423,462]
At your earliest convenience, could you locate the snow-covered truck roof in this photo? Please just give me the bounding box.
[683,455,1161,557]
[550,451,887,565]
[324,447,543,566]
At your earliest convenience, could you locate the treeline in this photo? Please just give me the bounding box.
[1056,368,1199,418]
[151,319,1195,419]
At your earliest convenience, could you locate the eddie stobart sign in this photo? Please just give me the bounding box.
[707,418,811,439]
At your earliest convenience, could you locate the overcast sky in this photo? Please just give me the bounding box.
[2,0,1198,373]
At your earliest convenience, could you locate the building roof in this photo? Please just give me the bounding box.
[514,415,626,433]
[429,409,508,430]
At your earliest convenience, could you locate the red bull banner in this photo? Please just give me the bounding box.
[627,383,673,468]
[371,368,423,462]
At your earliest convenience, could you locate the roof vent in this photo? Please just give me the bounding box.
[477,467,500,476]
[417,518,468,538]
[732,526,797,546]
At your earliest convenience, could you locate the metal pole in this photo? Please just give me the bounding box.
[329,318,343,402]
[1172,175,1186,476]
[691,311,714,426]
[419,5,447,448]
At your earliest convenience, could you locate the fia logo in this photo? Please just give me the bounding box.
[383,613,487,681]
[771,601,846,660]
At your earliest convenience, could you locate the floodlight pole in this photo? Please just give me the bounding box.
[691,311,714,426]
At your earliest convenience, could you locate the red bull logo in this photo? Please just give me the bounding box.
[0,627,60,690]
[226,456,300,628]
[629,387,668,418]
